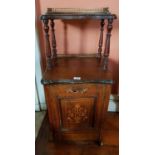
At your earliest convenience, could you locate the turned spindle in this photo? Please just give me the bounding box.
[98,19,105,59]
[50,19,57,59]
[102,18,113,70]
[43,19,52,69]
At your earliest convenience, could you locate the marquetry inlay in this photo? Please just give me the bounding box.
[67,104,88,123]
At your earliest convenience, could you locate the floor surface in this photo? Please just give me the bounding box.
[35,111,46,139]
[35,112,119,155]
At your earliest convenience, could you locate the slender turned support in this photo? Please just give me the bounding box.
[43,19,52,69]
[98,19,105,59]
[50,19,57,59]
[102,18,113,70]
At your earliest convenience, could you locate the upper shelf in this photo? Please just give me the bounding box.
[41,7,117,20]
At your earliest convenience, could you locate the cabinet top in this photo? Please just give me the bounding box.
[41,57,113,85]
[41,8,117,20]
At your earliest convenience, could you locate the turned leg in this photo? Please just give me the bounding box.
[50,19,57,59]
[98,19,105,60]
[43,19,52,69]
[102,18,113,70]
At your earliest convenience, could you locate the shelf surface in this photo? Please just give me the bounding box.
[42,57,113,85]
[41,8,116,20]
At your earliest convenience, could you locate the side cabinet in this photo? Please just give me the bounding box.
[45,83,111,144]
[40,8,117,146]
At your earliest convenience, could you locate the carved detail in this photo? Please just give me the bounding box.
[67,104,88,123]
[43,19,52,68]
[50,19,57,59]
[98,19,105,59]
[102,18,113,70]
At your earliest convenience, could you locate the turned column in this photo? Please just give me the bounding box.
[43,19,52,69]
[102,18,113,70]
[98,19,105,59]
[50,19,57,59]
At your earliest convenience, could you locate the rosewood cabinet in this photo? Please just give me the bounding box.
[46,83,111,143]
[40,8,116,145]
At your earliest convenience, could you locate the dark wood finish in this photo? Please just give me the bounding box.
[41,8,116,70]
[41,14,116,20]
[102,18,114,70]
[41,57,113,145]
[43,19,53,68]
[50,19,57,59]
[40,8,117,146]
[45,83,111,144]
[98,19,105,59]
[42,8,116,21]
[42,57,113,85]
[35,112,119,155]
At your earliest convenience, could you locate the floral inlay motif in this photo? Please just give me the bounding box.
[67,104,88,123]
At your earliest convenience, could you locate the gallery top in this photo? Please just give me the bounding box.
[41,7,117,20]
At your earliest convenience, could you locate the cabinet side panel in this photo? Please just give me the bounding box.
[99,84,112,144]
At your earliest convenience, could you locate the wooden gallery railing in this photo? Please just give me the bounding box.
[41,8,117,70]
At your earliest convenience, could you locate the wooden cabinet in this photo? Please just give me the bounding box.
[42,58,113,145]
[40,8,116,145]
[45,84,111,143]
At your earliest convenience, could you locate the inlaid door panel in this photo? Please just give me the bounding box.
[46,84,109,142]
[58,97,96,130]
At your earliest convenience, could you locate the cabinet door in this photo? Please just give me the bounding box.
[59,97,96,130]
[46,84,108,142]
